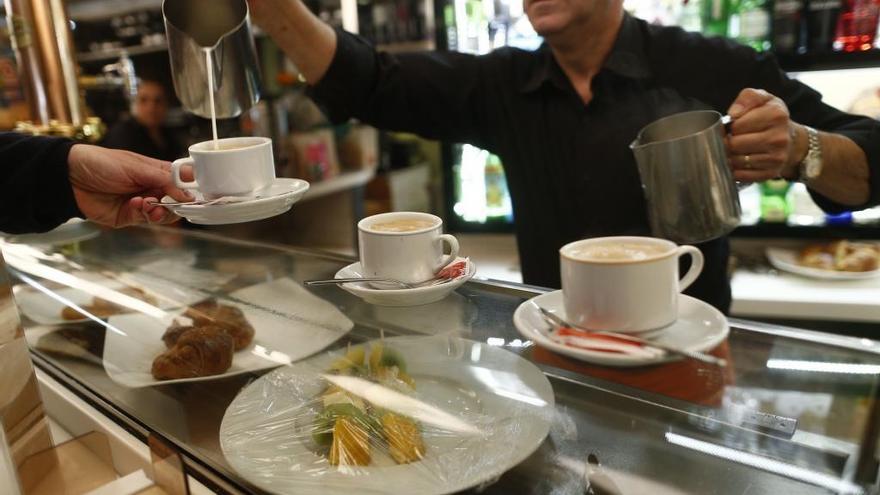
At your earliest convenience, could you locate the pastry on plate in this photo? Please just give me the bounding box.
[151,326,234,380]
[60,287,158,320]
[798,241,880,272]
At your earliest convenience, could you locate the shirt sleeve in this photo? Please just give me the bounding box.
[307,29,496,150]
[0,132,82,234]
[748,54,880,213]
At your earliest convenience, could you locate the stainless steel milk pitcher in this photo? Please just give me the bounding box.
[630,110,741,244]
[163,0,261,118]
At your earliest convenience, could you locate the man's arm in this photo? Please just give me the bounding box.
[726,88,872,206]
[248,0,336,84]
[0,133,190,234]
[247,0,496,148]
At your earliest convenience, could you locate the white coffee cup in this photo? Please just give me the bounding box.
[358,212,460,286]
[560,236,704,333]
[171,137,275,199]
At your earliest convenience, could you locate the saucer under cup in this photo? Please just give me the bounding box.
[172,136,275,199]
[358,212,460,287]
[560,236,704,333]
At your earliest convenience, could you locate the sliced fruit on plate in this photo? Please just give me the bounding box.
[381,412,425,464]
[329,416,371,466]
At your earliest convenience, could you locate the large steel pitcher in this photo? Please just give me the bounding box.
[630,110,741,244]
[163,0,261,118]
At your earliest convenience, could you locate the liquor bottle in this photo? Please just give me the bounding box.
[730,0,773,50]
[807,0,844,51]
[773,0,807,52]
[833,0,880,51]
[701,0,733,36]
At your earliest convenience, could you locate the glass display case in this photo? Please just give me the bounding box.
[3,226,880,494]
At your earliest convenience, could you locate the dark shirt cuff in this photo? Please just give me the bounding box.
[40,139,83,226]
[0,135,81,234]
[808,126,880,213]
[307,29,377,124]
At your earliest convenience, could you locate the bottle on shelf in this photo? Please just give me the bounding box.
[833,0,880,51]
[759,179,792,223]
[729,0,773,50]
[806,0,844,51]
[773,0,808,53]
[701,0,733,36]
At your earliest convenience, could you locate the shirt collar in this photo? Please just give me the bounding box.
[519,13,653,94]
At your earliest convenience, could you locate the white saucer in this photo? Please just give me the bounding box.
[332,257,475,306]
[161,178,309,225]
[513,290,729,367]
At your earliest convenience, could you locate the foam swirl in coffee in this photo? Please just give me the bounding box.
[567,242,669,262]
[370,219,437,233]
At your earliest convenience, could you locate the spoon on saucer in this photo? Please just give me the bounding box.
[539,307,727,367]
[306,260,470,290]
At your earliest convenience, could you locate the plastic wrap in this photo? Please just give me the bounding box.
[220,335,555,495]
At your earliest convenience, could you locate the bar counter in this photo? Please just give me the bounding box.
[3,225,880,494]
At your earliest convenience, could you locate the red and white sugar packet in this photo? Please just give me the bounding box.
[549,326,664,359]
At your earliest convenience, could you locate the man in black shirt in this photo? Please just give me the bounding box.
[248,0,879,312]
[0,133,191,234]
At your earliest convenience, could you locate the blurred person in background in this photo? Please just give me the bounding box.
[102,79,184,162]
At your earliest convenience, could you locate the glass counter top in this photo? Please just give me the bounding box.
[3,225,879,495]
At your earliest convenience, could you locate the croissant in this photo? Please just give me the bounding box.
[151,326,234,380]
[182,300,255,350]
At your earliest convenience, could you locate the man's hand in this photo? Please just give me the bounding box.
[726,88,808,182]
[68,144,192,228]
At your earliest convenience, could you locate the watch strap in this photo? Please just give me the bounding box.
[799,125,821,182]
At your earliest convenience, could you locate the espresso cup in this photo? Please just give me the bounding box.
[358,212,460,287]
[171,136,275,199]
[560,236,704,333]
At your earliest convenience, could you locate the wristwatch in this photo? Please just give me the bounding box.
[798,125,823,182]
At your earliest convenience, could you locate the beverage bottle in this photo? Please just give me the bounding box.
[730,0,773,50]
[833,0,880,51]
[760,180,792,223]
[773,0,808,52]
[701,0,733,36]
[807,0,844,51]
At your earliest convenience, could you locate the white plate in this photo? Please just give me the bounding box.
[513,291,729,367]
[766,247,880,280]
[3,219,101,245]
[102,278,354,388]
[12,272,212,325]
[333,258,475,307]
[219,335,554,495]
[162,178,309,225]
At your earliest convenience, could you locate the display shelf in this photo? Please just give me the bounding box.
[76,43,168,63]
[777,50,880,72]
[733,222,880,239]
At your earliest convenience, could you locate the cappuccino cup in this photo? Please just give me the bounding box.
[358,212,460,287]
[560,236,704,333]
[171,136,275,199]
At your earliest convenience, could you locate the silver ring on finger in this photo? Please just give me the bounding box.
[744,154,751,169]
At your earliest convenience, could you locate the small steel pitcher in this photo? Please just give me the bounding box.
[163,0,261,118]
[630,110,741,244]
